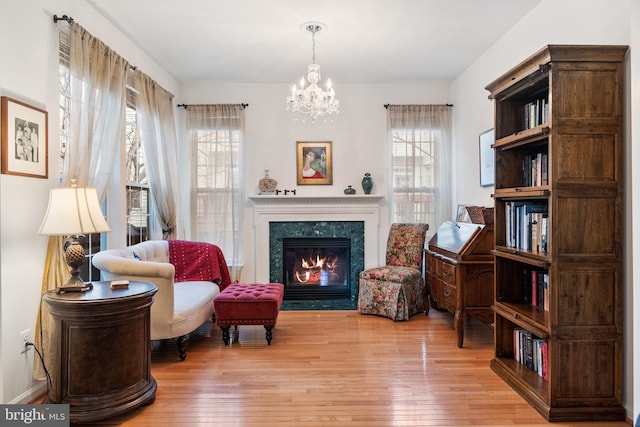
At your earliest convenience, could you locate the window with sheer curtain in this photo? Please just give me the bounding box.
[187,104,245,281]
[125,86,150,246]
[387,104,452,232]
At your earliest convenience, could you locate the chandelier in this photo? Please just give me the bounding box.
[286,22,339,122]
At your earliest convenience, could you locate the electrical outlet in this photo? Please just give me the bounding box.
[20,328,32,354]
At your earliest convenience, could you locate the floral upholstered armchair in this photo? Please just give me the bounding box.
[358,223,429,321]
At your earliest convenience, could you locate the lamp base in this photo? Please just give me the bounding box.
[57,239,93,293]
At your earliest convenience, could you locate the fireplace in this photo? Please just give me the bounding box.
[282,237,351,300]
[269,220,364,309]
[250,194,383,310]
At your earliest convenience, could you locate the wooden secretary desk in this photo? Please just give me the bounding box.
[425,221,494,347]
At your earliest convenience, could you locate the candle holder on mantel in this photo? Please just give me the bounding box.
[259,169,278,195]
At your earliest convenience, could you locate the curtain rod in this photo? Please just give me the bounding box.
[53,14,73,24]
[384,103,453,109]
[177,103,249,109]
[53,14,140,71]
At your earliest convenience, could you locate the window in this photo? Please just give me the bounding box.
[194,128,240,245]
[388,105,452,229]
[58,27,151,281]
[58,27,103,281]
[187,105,245,280]
[391,129,437,224]
[125,88,150,245]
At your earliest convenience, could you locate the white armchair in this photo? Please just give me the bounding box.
[92,240,224,360]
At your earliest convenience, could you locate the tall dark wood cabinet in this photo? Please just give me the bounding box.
[485,45,627,421]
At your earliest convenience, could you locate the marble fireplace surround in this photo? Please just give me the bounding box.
[250,195,383,308]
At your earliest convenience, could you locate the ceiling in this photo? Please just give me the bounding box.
[87,0,542,84]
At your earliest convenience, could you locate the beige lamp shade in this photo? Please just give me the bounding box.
[39,186,111,235]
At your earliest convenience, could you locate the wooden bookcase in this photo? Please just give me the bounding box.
[485,45,627,422]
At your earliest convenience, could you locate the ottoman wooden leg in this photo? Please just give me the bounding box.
[220,326,231,345]
[264,325,274,345]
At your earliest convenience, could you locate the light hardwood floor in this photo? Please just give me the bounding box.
[86,310,631,427]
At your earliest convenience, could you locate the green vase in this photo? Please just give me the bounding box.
[361,173,373,194]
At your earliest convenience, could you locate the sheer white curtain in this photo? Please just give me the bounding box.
[133,70,179,239]
[35,22,129,381]
[64,23,129,194]
[387,104,452,232]
[186,105,245,281]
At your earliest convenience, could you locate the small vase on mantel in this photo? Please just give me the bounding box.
[361,173,373,194]
[258,169,277,194]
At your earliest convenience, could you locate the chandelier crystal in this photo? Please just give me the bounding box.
[286,23,339,122]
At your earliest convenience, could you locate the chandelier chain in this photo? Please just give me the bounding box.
[311,26,317,64]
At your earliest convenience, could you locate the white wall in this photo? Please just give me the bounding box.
[451,0,634,418]
[180,82,452,279]
[0,0,180,403]
[0,0,60,405]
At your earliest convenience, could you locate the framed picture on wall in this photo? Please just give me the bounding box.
[479,128,494,187]
[296,141,333,185]
[1,96,48,178]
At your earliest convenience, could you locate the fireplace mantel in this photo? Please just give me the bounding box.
[250,195,383,283]
[249,195,384,205]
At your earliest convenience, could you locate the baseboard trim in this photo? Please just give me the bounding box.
[9,381,46,404]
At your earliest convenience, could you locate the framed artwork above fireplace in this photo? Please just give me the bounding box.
[296,141,332,185]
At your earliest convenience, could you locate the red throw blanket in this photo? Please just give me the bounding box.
[168,240,232,291]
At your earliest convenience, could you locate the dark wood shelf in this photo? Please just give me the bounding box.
[494,302,549,338]
[494,125,550,149]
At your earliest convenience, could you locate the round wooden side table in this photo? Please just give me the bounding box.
[43,280,157,423]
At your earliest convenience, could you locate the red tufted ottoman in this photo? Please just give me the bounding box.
[213,283,285,345]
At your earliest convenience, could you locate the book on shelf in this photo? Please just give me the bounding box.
[523,97,549,130]
[523,330,534,370]
[531,270,538,307]
[504,202,548,252]
[522,152,548,187]
[541,340,549,380]
[513,327,548,379]
[528,270,549,311]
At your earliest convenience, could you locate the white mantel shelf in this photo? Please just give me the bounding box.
[249,195,384,205]
[250,194,383,282]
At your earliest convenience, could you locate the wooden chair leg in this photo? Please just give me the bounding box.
[220,326,230,345]
[176,335,189,361]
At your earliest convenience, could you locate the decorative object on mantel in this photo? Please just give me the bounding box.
[361,172,373,194]
[258,169,278,194]
[275,189,297,196]
[343,185,356,195]
[285,22,339,123]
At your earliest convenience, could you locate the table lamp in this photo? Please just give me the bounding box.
[39,181,110,293]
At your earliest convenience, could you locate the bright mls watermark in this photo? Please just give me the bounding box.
[1,405,68,426]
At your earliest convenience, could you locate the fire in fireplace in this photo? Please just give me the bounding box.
[282,237,350,300]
